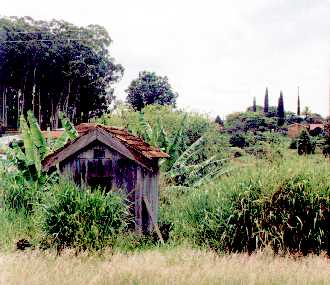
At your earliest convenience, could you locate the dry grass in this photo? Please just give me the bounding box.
[0,247,329,285]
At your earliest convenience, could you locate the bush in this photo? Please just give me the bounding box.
[40,180,129,251]
[297,130,316,155]
[229,133,249,148]
[289,139,297,150]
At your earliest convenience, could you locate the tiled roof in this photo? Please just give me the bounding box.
[42,123,169,170]
[75,123,169,159]
[41,130,65,139]
[309,124,324,131]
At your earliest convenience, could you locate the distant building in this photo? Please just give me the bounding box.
[308,123,324,136]
[288,123,308,138]
[288,123,324,138]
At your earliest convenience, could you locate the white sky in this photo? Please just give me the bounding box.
[2,0,330,118]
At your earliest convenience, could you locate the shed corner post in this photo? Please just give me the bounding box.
[134,166,143,234]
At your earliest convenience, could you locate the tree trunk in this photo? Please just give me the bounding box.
[32,66,37,115]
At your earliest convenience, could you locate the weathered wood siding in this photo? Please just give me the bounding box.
[59,140,158,232]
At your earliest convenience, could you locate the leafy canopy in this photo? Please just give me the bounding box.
[126,71,178,111]
[0,16,123,129]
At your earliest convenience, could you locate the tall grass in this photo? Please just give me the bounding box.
[0,247,329,285]
[0,209,39,250]
[163,153,330,254]
[39,180,129,251]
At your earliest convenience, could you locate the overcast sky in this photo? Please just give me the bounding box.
[2,0,330,118]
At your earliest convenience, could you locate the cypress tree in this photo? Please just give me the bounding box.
[215,115,223,126]
[252,96,257,112]
[264,87,269,113]
[277,91,285,125]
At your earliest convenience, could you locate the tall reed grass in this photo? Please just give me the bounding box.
[163,153,330,254]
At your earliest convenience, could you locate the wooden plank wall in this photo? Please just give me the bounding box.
[59,141,159,233]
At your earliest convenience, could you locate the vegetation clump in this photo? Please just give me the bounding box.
[297,130,316,155]
[40,180,128,251]
[163,156,329,255]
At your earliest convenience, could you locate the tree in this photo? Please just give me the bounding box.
[264,87,269,113]
[0,16,123,129]
[252,97,257,112]
[215,115,223,126]
[126,71,178,111]
[302,106,312,118]
[277,91,285,125]
[297,94,301,116]
[297,129,315,155]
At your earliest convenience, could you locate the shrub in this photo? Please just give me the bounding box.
[229,133,249,148]
[289,139,297,150]
[297,130,316,155]
[40,180,129,251]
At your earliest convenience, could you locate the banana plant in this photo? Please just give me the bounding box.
[7,110,78,181]
[137,112,187,170]
[166,135,230,187]
[51,112,78,152]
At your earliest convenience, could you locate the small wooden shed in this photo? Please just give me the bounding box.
[42,123,169,232]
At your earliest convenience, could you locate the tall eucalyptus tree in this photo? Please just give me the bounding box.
[0,16,123,129]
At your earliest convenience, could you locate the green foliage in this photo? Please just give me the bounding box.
[166,134,229,187]
[97,104,213,148]
[51,112,78,152]
[245,142,284,162]
[164,155,330,254]
[40,180,128,251]
[0,16,123,128]
[0,209,38,250]
[229,133,248,148]
[27,111,48,160]
[297,130,316,155]
[16,114,42,178]
[322,135,330,157]
[0,160,56,214]
[126,71,178,111]
[0,168,39,213]
[136,112,171,152]
[96,104,220,170]
[225,112,278,133]
[7,111,78,181]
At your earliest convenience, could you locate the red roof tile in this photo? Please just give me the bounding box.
[45,123,169,161]
[309,124,324,131]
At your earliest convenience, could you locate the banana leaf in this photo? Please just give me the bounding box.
[27,110,48,159]
[138,112,153,142]
[19,115,35,165]
[59,112,78,140]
